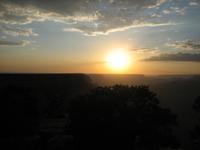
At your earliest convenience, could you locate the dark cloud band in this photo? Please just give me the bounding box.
[167,40,200,50]
[0,40,30,46]
[143,53,200,62]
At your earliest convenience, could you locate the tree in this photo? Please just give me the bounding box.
[191,96,200,149]
[0,86,39,137]
[67,85,179,150]
[193,96,200,113]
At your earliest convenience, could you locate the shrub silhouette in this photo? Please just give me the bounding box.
[67,85,179,150]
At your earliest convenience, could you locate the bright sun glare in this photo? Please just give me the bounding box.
[106,49,130,71]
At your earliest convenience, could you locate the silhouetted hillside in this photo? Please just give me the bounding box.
[0,74,93,117]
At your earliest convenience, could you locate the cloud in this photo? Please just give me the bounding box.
[130,47,160,54]
[64,22,177,36]
[143,53,200,62]
[189,2,198,6]
[0,0,177,35]
[189,1,199,6]
[162,7,186,15]
[167,40,200,50]
[0,25,38,36]
[0,40,30,46]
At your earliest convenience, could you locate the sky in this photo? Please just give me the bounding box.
[0,0,200,74]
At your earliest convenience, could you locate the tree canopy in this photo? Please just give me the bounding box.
[191,96,200,149]
[67,85,179,150]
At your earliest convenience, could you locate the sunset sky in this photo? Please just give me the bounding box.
[0,0,200,74]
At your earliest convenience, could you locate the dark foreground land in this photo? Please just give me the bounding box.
[0,74,200,150]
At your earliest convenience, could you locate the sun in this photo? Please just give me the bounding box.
[106,49,130,71]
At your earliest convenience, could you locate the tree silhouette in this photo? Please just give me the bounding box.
[191,96,200,149]
[0,86,39,137]
[193,96,200,113]
[67,85,179,150]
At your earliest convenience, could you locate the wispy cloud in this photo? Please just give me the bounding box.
[162,7,186,15]
[130,47,160,54]
[189,1,199,6]
[0,40,30,46]
[167,40,200,50]
[64,22,178,36]
[0,25,38,36]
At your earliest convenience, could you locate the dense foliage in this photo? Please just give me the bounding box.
[67,85,179,150]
